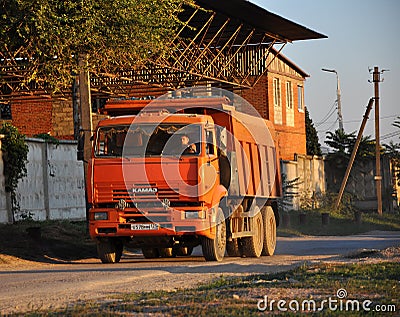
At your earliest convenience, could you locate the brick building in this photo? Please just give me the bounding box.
[238,50,308,160]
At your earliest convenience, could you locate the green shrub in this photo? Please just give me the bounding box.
[0,122,29,221]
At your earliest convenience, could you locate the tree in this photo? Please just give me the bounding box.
[348,135,376,159]
[0,0,193,91]
[305,107,322,156]
[394,116,400,129]
[325,129,356,156]
[385,117,400,186]
[0,123,29,221]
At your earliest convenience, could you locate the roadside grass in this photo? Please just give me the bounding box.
[24,261,400,316]
[0,220,96,263]
[278,210,400,237]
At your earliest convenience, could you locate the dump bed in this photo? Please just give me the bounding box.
[210,106,281,199]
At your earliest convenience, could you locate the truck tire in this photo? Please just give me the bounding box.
[226,238,241,257]
[159,248,175,258]
[261,206,276,256]
[202,207,226,261]
[241,211,263,258]
[97,240,118,263]
[142,248,160,259]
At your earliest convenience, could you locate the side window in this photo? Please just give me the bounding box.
[273,77,282,125]
[206,130,215,155]
[297,85,304,111]
[286,81,293,109]
[273,78,281,107]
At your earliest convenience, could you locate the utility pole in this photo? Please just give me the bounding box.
[335,98,374,209]
[372,66,382,215]
[78,56,93,223]
[78,56,93,165]
[322,68,344,132]
[336,73,344,132]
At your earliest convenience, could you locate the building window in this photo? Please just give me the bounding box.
[286,81,293,109]
[286,81,294,127]
[0,102,12,120]
[273,78,282,125]
[297,85,304,112]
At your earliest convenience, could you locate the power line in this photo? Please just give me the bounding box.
[320,119,338,133]
[380,130,400,141]
[317,114,400,126]
[316,109,337,128]
[315,100,337,126]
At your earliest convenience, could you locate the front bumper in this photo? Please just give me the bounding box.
[89,206,217,240]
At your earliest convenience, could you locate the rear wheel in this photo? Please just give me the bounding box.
[202,207,226,261]
[142,248,159,259]
[241,211,264,257]
[97,239,118,263]
[261,206,277,256]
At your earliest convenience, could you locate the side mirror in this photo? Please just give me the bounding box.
[218,127,227,152]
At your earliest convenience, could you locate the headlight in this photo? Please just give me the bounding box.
[94,212,108,220]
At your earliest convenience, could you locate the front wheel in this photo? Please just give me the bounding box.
[97,239,120,263]
[202,207,226,261]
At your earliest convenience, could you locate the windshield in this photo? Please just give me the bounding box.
[95,124,202,157]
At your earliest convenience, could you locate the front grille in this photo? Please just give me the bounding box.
[110,187,180,203]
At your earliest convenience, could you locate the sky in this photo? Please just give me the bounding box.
[251,0,400,148]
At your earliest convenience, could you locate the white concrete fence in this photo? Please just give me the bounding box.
[2,137,395,223]
[0,137,86,223]
[281,154,326,211]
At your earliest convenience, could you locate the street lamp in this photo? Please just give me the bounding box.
[322,68,344,132]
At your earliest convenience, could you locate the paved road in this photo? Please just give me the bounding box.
[1,231,399,314]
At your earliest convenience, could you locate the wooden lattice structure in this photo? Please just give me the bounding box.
[0,0,325,105]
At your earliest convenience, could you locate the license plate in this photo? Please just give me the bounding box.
[131,223,159,231]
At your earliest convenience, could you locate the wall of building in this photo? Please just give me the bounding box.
[267,75,306,161]
[238,73,307,161]
[237,76,269,119]
[11,100,53,137]
[52,99,75,139]
[0,138,86,223]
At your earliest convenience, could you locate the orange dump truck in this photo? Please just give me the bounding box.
[86,96,281,262]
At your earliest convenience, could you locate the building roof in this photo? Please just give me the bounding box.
[196,0,327,43]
